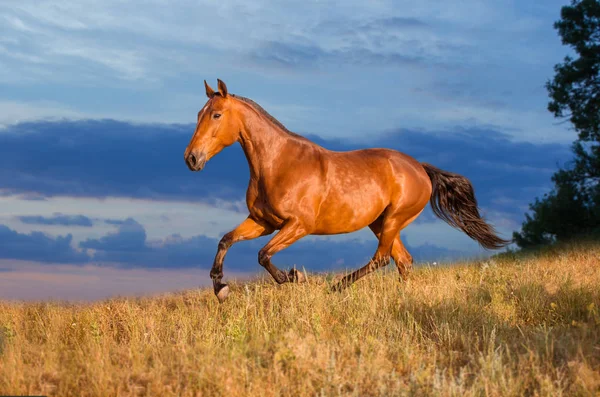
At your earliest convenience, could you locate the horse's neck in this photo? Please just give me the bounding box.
[238,110,304,179]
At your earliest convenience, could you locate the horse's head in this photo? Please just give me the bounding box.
[184,79,241,171]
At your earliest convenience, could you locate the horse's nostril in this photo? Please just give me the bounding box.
[186,151,206,170]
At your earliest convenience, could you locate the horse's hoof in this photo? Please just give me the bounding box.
[328,274,344,292]
[215,285,230,303]
[330,281,345,293]
[288,268,306,283]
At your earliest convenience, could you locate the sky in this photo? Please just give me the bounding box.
[0,0,577,300]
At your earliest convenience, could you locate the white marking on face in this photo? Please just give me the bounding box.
[198,102,209,121]
[191,101,211,142]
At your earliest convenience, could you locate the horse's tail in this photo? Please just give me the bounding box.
[421,163,510,250]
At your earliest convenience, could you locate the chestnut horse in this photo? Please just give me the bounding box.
[184,79,509,302]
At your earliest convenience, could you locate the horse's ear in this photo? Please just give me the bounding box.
[204,80,215,98]
[217,79,228,97]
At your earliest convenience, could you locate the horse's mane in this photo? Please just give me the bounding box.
[230,94,310,142]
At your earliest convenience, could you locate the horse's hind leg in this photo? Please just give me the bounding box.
[331,214,402,291]
[390,237,413,280]
[332,208,423,292]
[368,217,414,281]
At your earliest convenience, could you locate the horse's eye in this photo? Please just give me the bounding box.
[213,113,221,119]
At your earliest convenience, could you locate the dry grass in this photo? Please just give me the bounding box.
[0,242,599,396]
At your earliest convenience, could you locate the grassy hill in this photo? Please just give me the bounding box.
[0,242,599,396]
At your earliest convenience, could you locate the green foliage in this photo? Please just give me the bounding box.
[513,149,600,249]
[546,0,600,142]
[515,0,600,248]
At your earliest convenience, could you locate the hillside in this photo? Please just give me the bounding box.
[0,242,599,396]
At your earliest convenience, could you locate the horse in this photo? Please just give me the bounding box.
[184,79,509,302]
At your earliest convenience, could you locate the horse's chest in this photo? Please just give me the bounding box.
[246,180,285,227]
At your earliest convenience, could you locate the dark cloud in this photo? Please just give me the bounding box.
[18,213,94,227]
[104,219,127,225]
[81,218,146,252]
[0,119,248,204]
[0,225,89,264]
[79,218,465,270]
[373,17,429,29]
[17,194,48,201]
[250,41,327,69]
[0,119,571,227]
[104,216,174,226]
[0,219,465,270]
[250,17,467,71]
[248,40,426,70]
[315,17,429,37]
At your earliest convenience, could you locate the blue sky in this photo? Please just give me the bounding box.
[0,0,577,300]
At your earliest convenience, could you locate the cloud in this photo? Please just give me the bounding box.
[248,41,434,71]
[0,0,572,145]
[80,218,146,252]
[104,218,131,226]
[0,218,468,272]
[0,194,246,245]
[0,216,468,270]
[0,119,249,203]
[0,119,571,228]
[0,224,89,264]
[246,13,468,72]
[0,100,84,127]
[364,17,429,29]
[18,213,93,227]
[0,0,562,82]
[78,218,467,270]
[250,41,327,70]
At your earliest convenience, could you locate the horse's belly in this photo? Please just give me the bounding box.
[313,194,387,234]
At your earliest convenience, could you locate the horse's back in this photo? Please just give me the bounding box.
[341,147,423,167]
[328,147,429,188]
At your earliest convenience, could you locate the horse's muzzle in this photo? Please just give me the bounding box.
[185,151,207,171]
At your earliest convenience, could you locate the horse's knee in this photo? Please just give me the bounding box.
[258,249,271,267]
[218,233,233,251]
[210,267,222,280]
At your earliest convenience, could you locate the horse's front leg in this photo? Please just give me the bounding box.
[211,216,273,302]
[258,218,309,284]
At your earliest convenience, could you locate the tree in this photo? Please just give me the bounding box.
[514,0,600,248]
